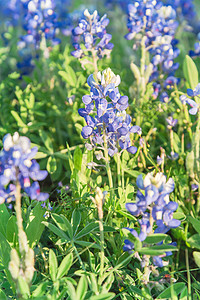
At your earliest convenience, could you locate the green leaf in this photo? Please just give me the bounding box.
[187,234,200,249]
[47,156,57,174]
[75,240,101,250]
[193,251,200,267]
[183,55,199,90]
[156,283,185,299]
[6,216,18,246]
[0,204,10,237]
[74,146,83,171]
[59,67,77,87]
[71,209,81,236]
[49,249,58,281]
[117,210,137,221]
[32,282,49,297]
[42,221,70,242]
[26,203,45,248]
[18,276,30,298]
[139,245,177,256]
[138,249,165,256]
[0,290,7,300]
[75,222,99,240]
[51,213,73,239]
[66,281,77,299]
[179,287,188,300]
[39,130,54,153]
[11,111,27,128]
[188,216,200,234]
[90,293,115,300]
[144,234,167,244]
[0,232,11,267]
[57,253,73,279]
[186,151,194,177]
[76,276,88,300]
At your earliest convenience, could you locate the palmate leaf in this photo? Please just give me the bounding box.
[71,209,81,236]
[42,222,70,242]
[75,222,99,240]
[51,213,73,239]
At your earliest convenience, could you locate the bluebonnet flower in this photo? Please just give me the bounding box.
[71,9,113,60]
[79,68,141,157]
[125,1,180,102]
[15,0,66,75]
[166,116,178,129]
[164,0,198,32]
[180,85,200,115]
[0,132,49,204]
[157,155,163,165]
[191,184,198,191]
[124,172,180,267]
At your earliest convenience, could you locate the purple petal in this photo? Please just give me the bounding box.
[127,146,137,154]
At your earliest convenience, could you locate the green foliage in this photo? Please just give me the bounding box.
[1,4,200,299]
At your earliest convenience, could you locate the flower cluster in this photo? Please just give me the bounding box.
[125,1,180,102]
[79,68,141,156]
[16,0,61,74]
[165,0,198,32]
[180,84,200,115]
[71,9,113,59]
[0,132,49,204]
[18,0,59,52]
[124,172,180,267]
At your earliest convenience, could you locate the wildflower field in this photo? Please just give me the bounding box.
[1,0,200,299]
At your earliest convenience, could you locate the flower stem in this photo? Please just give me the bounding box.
[116,152,122,188]
[72,242,86,272]
[195,110,200,213]
[99,217,104,279]
[91,47,98,79]
[103,124,113,202]
[185,249,192,300]
[15,179,28,257]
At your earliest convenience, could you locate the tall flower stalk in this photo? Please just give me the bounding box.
[124,172,180,283]
[78,68,141,200]
[0,132,48,296]
[71,9,114,77]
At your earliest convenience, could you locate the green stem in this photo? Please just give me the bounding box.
[15,179,28,259]
[99,217,104,280]
[72,242,86,272]
[170,129,174,154]
[183,105,193,141]
[136,35,147,127]
[195,110,200,213]
[185,249,192,300]
[103,124,113,202]
[15,178,29,300]
[91,47,98,79]
[116,152,122,188]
